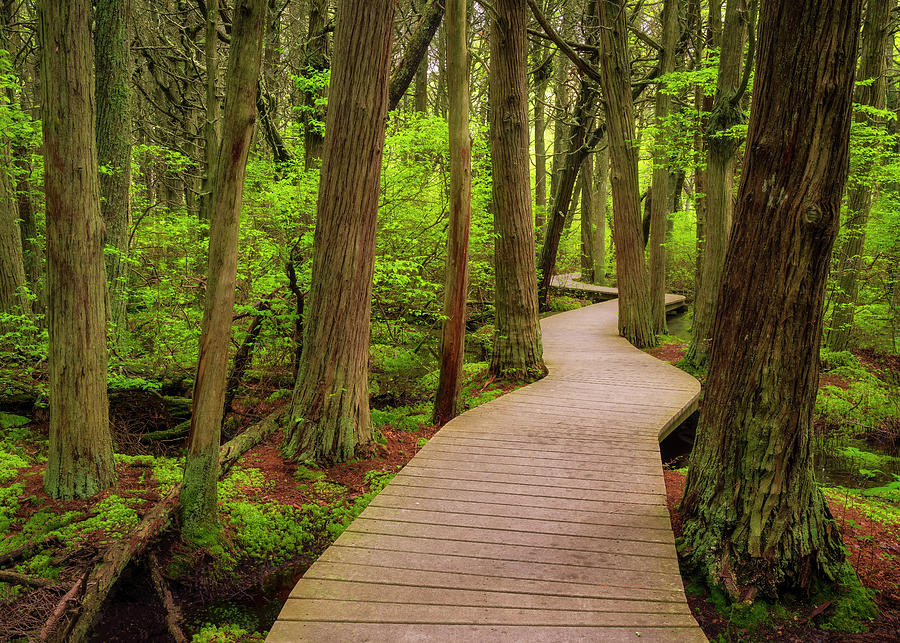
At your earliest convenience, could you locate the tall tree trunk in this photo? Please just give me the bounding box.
[181,0,266,541]
[579,152,595,281]
[681,0,862,597]
[488,0,546,380]
[0,142,26,314]
[39,0,116,500]
[592,134,609,285]
[684,0,751,369]
[433,0,470,426]
[283,0,396,463]
[597,0,655,348]
[533,51,551,237]
[302,0,328,169]
[200,0,219,228]
[692,0,716,303]
[826,0,893,352]
[648,0,679,333]
[549,51,569,207]
[95,0,132,346]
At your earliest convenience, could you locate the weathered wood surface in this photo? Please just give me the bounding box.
[551,273,688,313]
[269,299,704,642]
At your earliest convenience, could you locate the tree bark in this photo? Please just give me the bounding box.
[283,0,396,463]
[181,0,266,541]
[684,0,750,369]
[826,0,893,352]
[488,0,546,380]
[648,0,679,333]
[95,0,132,346]
[580,152,596,281]
[596,0,655,348]
[40,0,116,500]
[592,134,608,285]
[533,50,551,237]
[0,141,26,314]
[681,0,862,597]
[389,0,445,111]
[433,0,470,426]
[200,0,220,227]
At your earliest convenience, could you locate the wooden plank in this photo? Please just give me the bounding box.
[288,579,691,613]
[353,506,676,544]
[278,599,700,627]
[379,484,669,515]
[302,561,685,602]
[268,621,708,642]
[331,532,680,575]
[368,495,673,530]
[344,517,677,558]
[317,547,686,592]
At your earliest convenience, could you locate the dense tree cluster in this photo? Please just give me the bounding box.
[0,0,896,608]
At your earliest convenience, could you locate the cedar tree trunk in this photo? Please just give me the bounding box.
[40,0,116,500]
[181,0,266,540]
[283,0,396,463]
[681,0,863,597]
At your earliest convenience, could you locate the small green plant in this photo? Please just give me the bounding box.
[294,464,325,483]
[191,623,266,643]
[549,296,582,312]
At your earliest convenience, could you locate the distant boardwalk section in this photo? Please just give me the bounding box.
[268,297,705,642]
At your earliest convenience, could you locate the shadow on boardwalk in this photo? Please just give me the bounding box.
[268,297,705,642]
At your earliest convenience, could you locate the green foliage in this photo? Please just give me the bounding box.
[548,296,582,312]
[293,465,325,483]
[370,405,428,433]
[819,563,878,633]
[823,486,900,526]
[191,623,266,643]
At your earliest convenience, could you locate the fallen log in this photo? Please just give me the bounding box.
[148,552,187,643]
[39,572,87,642]
[0,570,53,588]
[43,408,285,643]
[0,535,60,568]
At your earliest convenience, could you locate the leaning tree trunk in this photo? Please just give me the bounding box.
[283,0,396,464]
[488,0,546,380]
[826,0,893,352]
[681,0,862,597]
[95,0,132,347]
[39,0,116,500]
[596,0,655,348]
[181,0,266,542]
[648,0,679,333]
[684,0,750,370]
[432,0,471,426]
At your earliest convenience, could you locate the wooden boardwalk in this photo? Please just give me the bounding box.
[268,296,704,642]
[551,273,688,314]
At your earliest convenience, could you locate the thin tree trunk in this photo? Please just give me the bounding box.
[39,0,116,500]
[533,51,551,237]
[433,0,471,426]
[200,0,219,228]
[302,0,328,169]
[488,0,546,380]
[684,0,751,369]
[283,0,396,463]
[648,0,679,333]
[826,0,893,352]
[597,0,655,348]
[681,0,862,597]
[95,0,132,346]
[579,152,595,281]
[181,0,266,541]
[0,142,26,314]
[592,135,608,285]
[390,0,445,112]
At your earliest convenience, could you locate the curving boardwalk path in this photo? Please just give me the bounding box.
[269,295,704,642]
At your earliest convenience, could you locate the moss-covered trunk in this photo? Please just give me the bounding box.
[487,0,546,381]
[681,0,863,597]
[181,0,266,540]
[283,0,396,464]
[40,0,116,500]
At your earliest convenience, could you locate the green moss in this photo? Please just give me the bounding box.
[674,357,706,378]
[190,623,265,643]
[549,296,583,312]
[819,563,878,632]
[0,413,28,430]
[293,465,325,483]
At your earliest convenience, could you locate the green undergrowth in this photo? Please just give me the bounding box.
[824,484,900,526]
[816,349,897,438]
[548,295,584,312]
[190,623,266,643]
